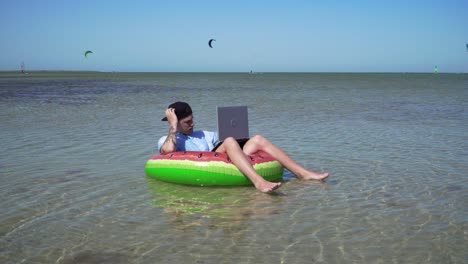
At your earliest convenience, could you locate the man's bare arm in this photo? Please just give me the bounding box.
[160,126,177,154]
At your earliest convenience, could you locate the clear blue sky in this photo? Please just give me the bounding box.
[1,0,467,72]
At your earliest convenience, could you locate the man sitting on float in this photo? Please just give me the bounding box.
[158,101,329,193]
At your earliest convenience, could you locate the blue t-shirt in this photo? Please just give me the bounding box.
[158,130,219,152]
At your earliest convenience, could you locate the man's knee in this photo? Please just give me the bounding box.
[250,134,267,145]
[223,137,238,146]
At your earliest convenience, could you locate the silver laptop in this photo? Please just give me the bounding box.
[212,106,250,151]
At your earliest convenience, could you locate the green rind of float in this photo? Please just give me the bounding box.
[145,159,284,186]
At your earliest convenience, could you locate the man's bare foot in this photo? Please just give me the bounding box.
[298,171,330,181]
[255,181,283,193]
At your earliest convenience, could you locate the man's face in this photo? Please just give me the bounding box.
[177,114,194,135]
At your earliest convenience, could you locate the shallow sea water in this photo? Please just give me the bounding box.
[0,72,467,263]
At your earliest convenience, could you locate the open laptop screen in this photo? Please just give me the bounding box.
[212,106,249,151]
[217,106,249,141]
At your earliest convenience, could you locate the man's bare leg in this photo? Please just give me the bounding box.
[215,137,282,193]
[242,135,329,181]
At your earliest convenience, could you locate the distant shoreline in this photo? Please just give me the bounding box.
[0,70,466,74]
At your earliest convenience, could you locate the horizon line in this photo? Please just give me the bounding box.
[1,70,467,74]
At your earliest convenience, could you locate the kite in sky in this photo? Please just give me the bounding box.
[208,39,216,48]
[84,50,93,58]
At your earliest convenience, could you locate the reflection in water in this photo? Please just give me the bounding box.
[146,177,286,230]
[62,250,130,264]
